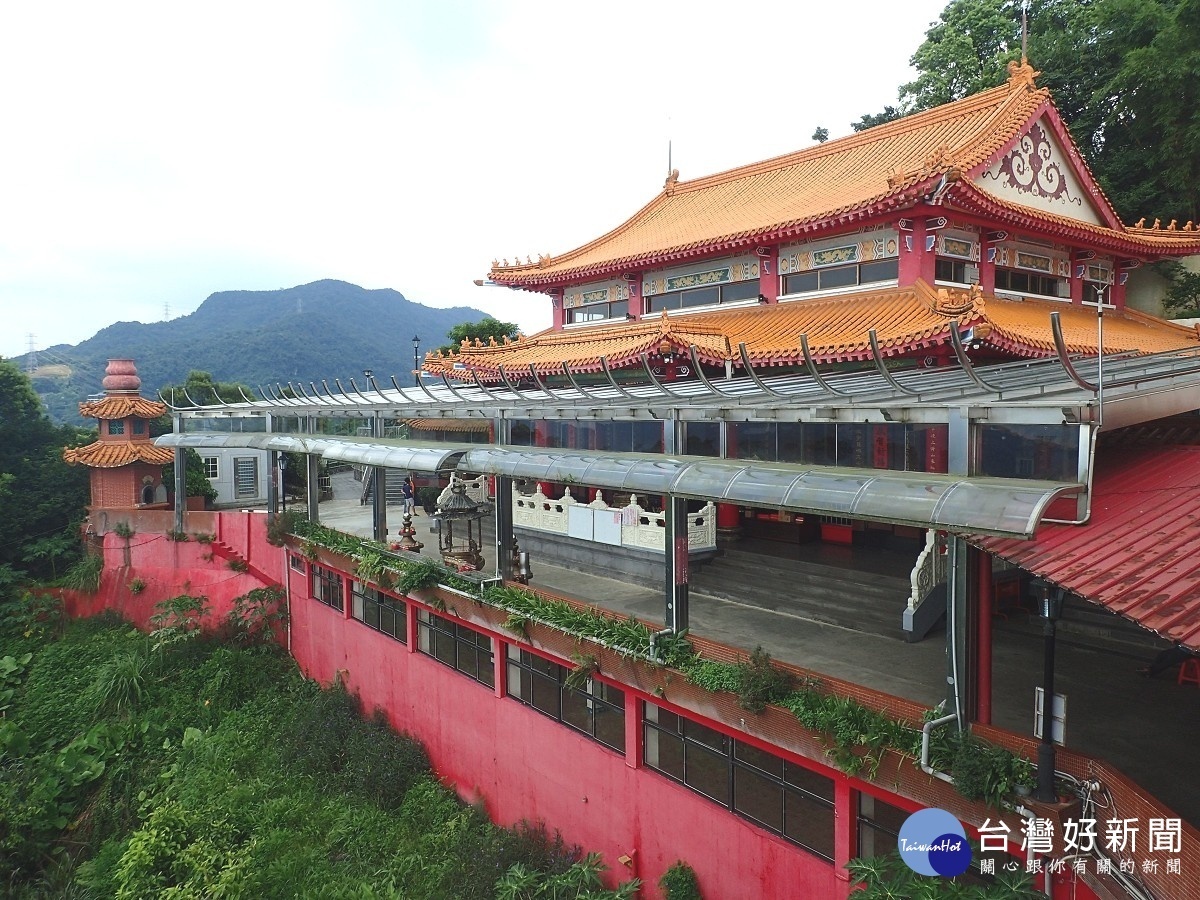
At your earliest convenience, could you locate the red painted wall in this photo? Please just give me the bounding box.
[285,579,841,900]
[67,511,1102,900]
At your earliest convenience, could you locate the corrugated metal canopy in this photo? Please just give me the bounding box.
[973,442,1200,650]
[460,448,1079,538]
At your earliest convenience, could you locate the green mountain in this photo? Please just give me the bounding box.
[22,280,491,423]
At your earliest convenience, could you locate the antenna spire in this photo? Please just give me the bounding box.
[1021,1,1029,65]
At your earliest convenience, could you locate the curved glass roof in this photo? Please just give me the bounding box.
[158,434,1079,537]
[460,448,1079,538]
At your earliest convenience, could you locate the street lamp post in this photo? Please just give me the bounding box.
[1034,578,1066,803]
[411,335,421,387]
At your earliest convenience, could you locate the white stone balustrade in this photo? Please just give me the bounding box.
[512,486,716,552]
[908,529,947,611]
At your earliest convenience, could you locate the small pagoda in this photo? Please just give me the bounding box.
[63,358,174,509]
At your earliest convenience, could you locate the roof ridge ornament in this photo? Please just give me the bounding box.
[930,285,978,317]
[664,168,680,194]
[1006,59,1041,90]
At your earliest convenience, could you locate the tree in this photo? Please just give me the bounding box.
[160,370,254,407]
[850,106,905,132]
[900,0,1023,110]
[854,0,1190,222]
[0,358,90,581]
[162,449,218,504]
[438,317,520,355]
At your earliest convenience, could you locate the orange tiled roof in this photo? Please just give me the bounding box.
[423,281,1200,380]
[79,395,168,420]
[406,418,491,433]
[945,180,1200,256]
[982,296,1199,357]
[424,312,732,377]
[63,441,175,468]
[490,73,1048,286]
[488,64,1198,287]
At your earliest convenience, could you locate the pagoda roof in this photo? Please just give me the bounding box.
[423,281,1200,381]
[79,395,168,420]
[488,64,1200,288]
[63,441,175,468]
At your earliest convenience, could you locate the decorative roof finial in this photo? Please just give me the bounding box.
[664,168,680,193]
[1006,58,1040,89]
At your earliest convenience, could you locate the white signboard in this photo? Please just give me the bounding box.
[594,509,623,546]
[567,505,593,540]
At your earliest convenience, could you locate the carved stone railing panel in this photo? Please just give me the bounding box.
[908,529,947,610]
[511,486,716,552]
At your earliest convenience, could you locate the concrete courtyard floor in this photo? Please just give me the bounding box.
[312,478,1200,828]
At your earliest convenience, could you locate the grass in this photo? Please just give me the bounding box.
[0,598,629,898]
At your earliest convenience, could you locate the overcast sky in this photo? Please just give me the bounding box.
[0,0,951,362]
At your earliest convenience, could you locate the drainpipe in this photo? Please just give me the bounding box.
[648,627,674,662]
[919,713,958,784]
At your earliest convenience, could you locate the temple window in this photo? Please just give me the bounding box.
[506,646,625,753]
[417,609,495,687]
[979,424,1080,481]
[647,278,758,313]
[644,703,835,859]
[310,564,345,611]
[995,267,1068,298]
[132,419,146,435]
[566,297,629,324]
[563,280,634,325]
[991,242,1070,300]
[108,419,125,436]
[934,257,979,285]
[781,257,898,296]
[351,581,407,643]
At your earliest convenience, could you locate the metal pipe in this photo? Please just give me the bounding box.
[800,334,850,397]
[948,325,1002,393]
[919,713,958,784]
[688,344,736,397]
[868,329,922,396]
[738,342,789,397]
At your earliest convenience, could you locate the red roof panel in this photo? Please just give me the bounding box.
[974,441,1200,650]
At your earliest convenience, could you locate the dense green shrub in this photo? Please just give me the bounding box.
[659,860,703,899]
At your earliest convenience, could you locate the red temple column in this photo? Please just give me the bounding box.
[757,246,778,303]
[898,217,936,286]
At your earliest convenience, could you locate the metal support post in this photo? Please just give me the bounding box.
[172,414,186,534]
[494,475,514,581]
[370,415,386,543]
[664,494,689,632]
[267,450,280,520]
[305,454,321,524]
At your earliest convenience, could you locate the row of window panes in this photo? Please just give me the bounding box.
[727,421,948,474]
[566,300,629,324]
[352,581,407,643]
[417,609,494,687]
[508,420,665,454]
[647,280,759,313]
[782,258,898,296]
[106,419,146,436]
[180,417,267,433]
[859,793,1008,887]
[994,267,1066,297]
[506,647,626,752]
[311,564,345,611]
[644,703,835,860]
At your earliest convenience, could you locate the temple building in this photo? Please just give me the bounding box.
[88,64,1200,900]
[426,62,1199,385]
